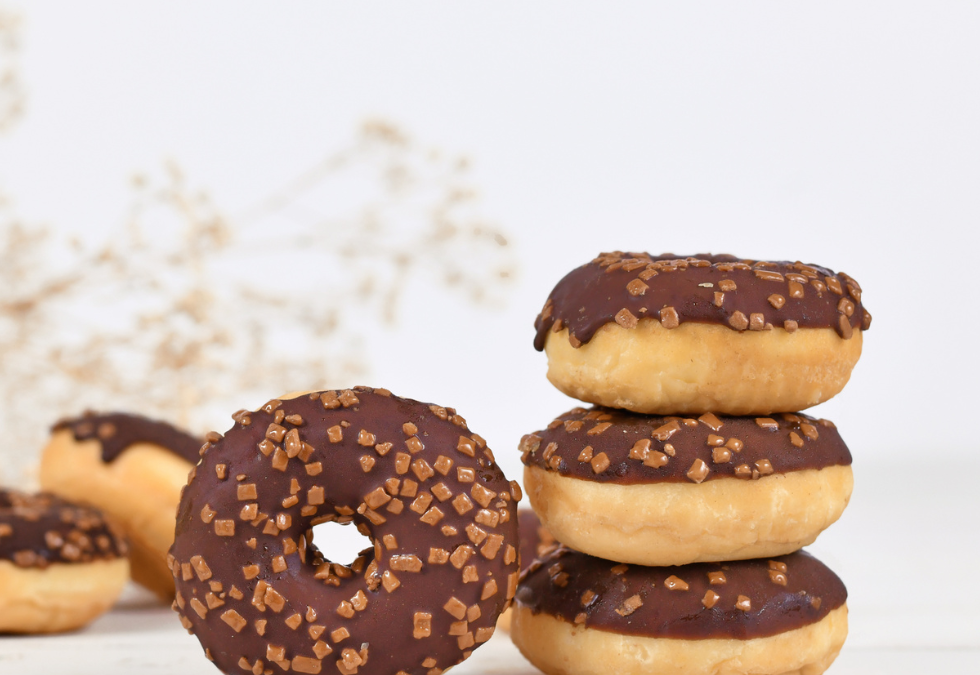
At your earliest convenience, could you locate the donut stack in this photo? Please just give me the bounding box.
[512,253,870,675]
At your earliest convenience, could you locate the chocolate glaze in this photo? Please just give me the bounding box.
[517,509,557,573]
[170,387,521,675]
[0,490,128,568]
[517,546,845,640]
[53,411,202,464]
[533,253,871,350]
[521,407,850,485]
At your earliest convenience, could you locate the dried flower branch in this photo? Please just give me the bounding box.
[0,5,24,132]
[0,121,516,486]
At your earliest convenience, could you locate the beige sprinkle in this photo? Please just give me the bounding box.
[712,447,732,464]
[238,484,258,501]
[291,656,321,674]
[444,597,467,620]
[420,506,445,525]
[456,436,476,457]
[686,458,709,483]
[769,569,788,586]
[394,453,411,475]
[220,610,247,632]
[587,422,612,436]
[643,451,668,469]
[664,575,689,591]
[702,589,720,609]
[736,595,752,611]
[615,308,639,329]
[615,594,643,617]
[382,570,401,593]
[659,306,679,329]
[628,439,650,460]
[412,612,432,640]
[590,452,610,473]
[728,310,749,330]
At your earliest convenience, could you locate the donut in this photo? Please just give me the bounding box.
[534,253,871,415]
[518,509,558,566]
[512,546,847,675]
[40,411,202,599]
[169,387,522,675]
[521,407,852,566]
[496,509,558,632]
[0,489,129,633]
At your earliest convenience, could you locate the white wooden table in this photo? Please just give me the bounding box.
[3,454,977,674]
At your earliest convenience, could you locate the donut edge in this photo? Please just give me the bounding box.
[543,321,863,416]
[524,464,853,566]
[0,558,129,634]
[511,602,848,675]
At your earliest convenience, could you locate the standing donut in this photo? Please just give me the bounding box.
[170,387,522,675]
[535,253,870,415]
[41,411,202,599]
[0,490,129,633]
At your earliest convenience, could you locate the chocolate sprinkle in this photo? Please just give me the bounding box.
[0,490,128,568]
[517,547,846,640]
[521,407,850,484]
[533,253,870,350]
[53,411,202,464]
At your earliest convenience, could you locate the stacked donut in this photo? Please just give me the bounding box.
[513,253,869,675]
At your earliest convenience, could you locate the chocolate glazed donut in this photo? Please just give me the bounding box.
[0,490,129,633]
[170,388,522,675]
[41,412,202,599]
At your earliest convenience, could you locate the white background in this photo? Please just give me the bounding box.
[1,2,978,672]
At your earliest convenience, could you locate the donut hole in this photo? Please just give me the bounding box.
[309,520,373,567]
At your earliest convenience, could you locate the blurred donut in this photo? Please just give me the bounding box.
[535,253,870,415]
[512,546,847,675]
[40,411,201,599]
[497,509,558,632]
[170,387,521,675]
[521,407,852,566]
[0,490,129,633]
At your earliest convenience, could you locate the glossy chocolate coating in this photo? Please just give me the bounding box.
[170,387,521,675]
[517,509,557,573]
[53,411,202,464]
[0,490,128,568]
[517,546,845,640]
[533,253,870,350]
[521,407,850,485]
